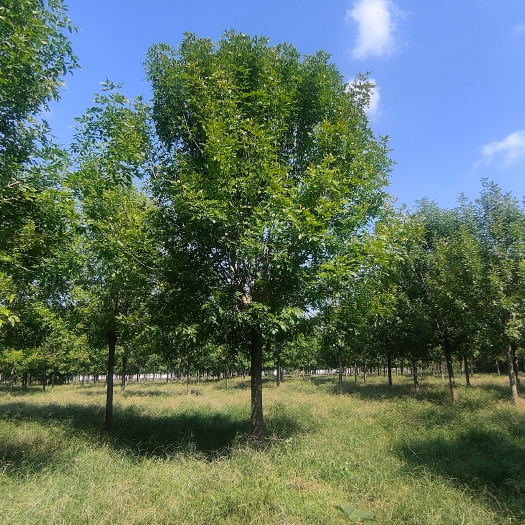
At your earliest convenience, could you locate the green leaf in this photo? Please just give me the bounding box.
[335,504,378,524]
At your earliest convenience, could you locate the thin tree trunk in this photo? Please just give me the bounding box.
[444,333,458,402]
[508,344,519,404]
[412,359,419,391]
[338,348,343,395]
[105,331,117,431]
[276,353,282,387]
[464,355,471,387]
[512,345,520,389]
[121,354,127,391]
[186,355,191,395]
[387,351,393,389]
[250,329,264,441]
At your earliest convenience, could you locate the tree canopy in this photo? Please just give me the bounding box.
[145,32,392,437]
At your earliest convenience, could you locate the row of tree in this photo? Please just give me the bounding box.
[2,1,524,440]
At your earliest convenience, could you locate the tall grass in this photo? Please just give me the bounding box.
[0,373,523,524]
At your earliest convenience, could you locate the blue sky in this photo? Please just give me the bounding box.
[50,0,525,209]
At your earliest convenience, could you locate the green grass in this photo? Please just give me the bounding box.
[0,373,524,524]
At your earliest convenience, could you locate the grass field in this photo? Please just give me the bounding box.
[0,372,524,524]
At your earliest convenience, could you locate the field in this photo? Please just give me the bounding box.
[0,372,524,524]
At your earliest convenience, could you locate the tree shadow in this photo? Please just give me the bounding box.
[310,375,457,403]
[0,393,306,477]
[394,420,525,521]
[311,375,517,409]
[0,385,47,396]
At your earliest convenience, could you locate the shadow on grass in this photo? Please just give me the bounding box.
[394,422,525,520]
[0,390,306,476]
[0,385,48,396]
[308,375,517,409]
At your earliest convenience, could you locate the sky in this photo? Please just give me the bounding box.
[49,0,525,209]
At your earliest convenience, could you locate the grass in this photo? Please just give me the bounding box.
[0,372,524,524]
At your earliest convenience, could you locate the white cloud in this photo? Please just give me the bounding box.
[347,0,396,59]
[478,131,525,167]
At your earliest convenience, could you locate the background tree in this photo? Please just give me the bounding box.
[473,181,525,403]
[70,83,155,429]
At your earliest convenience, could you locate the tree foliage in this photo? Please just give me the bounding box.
[145,31,392,437]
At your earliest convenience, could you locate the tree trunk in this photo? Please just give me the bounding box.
[186,356,191,395]
[105,331,117,431]
[387,351,393,389]
[276,353,282,387]
[412,359,419,391]
[507,344,519,404]
[22,371,28,391]
[444,333,458,402]
[512,345,520,389]
[250,330,264,441]
[338,348,343,395]
[464,355,471,387]
[121,354,127,391]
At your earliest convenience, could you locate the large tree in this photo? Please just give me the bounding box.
[146,32,392,439]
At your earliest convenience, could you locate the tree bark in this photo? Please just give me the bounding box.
[512,345,520,389]
[464,355,471,387]
[105,331,117,431]
[186,355,191,395]
[338,348,343,395]
[412,359,419,391]
[250,330,264,441]
[507,344,519,404]
[121,354,127,391]
[276,353,282,387]
[444,333,458,402]
[387,351,393,389]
